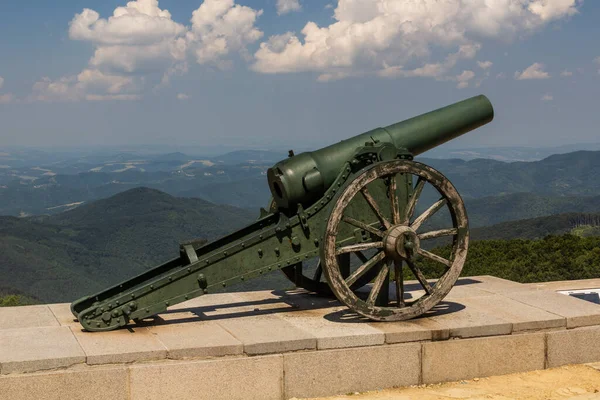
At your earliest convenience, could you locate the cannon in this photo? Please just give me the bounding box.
[71,95,494,331]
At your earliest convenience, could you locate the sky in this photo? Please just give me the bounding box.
[0,0,599,152]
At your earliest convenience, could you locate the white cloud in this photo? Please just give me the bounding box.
[277,0,301,15]
[69,3,185,46]
[455,70,475,89]
[31,0,263,101]
[541,93,553,101]
[560,69,573,77]
[253,0,581,81]
[595,56,600,74]
[31,70,140,102]
[378,44,479,81]
[187,0,263,68]
[477,61,493,70]
[0,76,4,90]
[69,0,188,76]
[86,94,142,101]
[177,93,190,100]
[515,63,550,80]
[0,94,13,104]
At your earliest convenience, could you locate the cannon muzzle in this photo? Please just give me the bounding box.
[267,95,493,210]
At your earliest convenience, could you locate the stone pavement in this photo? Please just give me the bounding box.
[2,275,600,399]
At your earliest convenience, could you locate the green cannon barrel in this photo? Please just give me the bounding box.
[267,95,494,210]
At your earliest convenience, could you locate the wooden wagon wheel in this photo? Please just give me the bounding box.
[321,160,469,321]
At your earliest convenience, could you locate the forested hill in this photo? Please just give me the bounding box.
[465,193,600,227]
[420,150,600,198]
[471,213,600,241]
[0,188,255,303]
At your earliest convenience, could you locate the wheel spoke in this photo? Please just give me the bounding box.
[404,177,425,224]
[342,215,384,237]
[388,175,401,225]
[418,228,458,240]
[336,241,383,255]
[411,198,447,231]
[346,251,385,286]
[367,263,390,306]
[312,260,322,282]
[418,248,452,267]
[394,261,405,307]
[406,260,433,295]
[361,187,392,229]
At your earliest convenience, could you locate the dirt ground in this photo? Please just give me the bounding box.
[305,364,600,400]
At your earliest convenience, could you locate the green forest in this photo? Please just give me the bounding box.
[417,234,600,283]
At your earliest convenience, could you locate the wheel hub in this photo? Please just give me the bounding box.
[383,225,420,261]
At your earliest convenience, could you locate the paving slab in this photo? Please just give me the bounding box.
[459,294,566,332]
[458,275,531,294]
[368,320,434,344]
[217,315,316,355]
[171,292,289,320]
[71,326,167,365]
[547,326,600,367]
[422,333,546,383]
[525,278,600,291]
[443,284,496,300]
[0,326,85,374]
[147,319,243,359]
[0,365,128,400]
[48,303,79,327]
[502,290,600,328]
[419,300,512,338]
[129,355,283,400]
[278,309,385,350]
[276,289,342,311]
[284,343,421,399]
[0,305,59,330]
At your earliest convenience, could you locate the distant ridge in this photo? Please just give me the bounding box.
[471,212,600,240]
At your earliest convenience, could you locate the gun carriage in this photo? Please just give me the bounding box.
[71,95,494,331]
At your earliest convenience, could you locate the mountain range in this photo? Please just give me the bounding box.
[2,149,600,216]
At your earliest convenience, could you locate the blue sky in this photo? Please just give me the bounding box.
[0,0,598,152]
